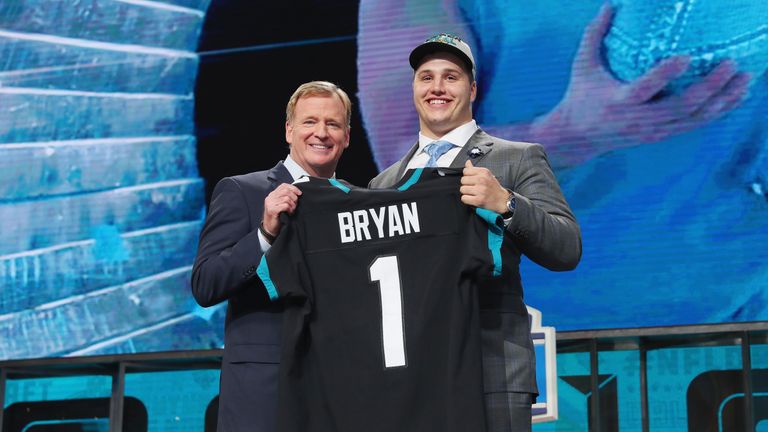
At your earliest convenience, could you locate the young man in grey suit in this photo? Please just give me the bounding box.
[369,34,582,431]
[192,81,351,432]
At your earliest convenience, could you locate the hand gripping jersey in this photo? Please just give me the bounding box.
[257,168,504,432]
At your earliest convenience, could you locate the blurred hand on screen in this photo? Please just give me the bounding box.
[532,3,752,167]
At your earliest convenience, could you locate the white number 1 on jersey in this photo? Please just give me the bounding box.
[369,255,406,368]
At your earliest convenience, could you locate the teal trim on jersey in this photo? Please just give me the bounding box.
[397,168,424,191]
[256,255,279,300]
[328,178,351,193]
[475,208,504,277]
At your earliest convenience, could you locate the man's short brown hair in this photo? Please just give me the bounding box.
[285,81,352,129]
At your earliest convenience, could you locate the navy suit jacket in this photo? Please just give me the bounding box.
[192,162,293,432]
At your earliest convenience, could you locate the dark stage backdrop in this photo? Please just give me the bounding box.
[195,0,378,201]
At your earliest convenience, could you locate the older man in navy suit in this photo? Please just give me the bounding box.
[191,81,352,432]
[369,34,581,431]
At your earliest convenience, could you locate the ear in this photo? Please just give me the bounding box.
[285,121,293,145]
[343,126,351,148]
[470,80,477,103]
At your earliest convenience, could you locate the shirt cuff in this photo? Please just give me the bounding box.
[257,230,272,252]
[503,216,513,227]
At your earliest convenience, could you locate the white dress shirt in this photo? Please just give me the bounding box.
[405,120,479,170]
[282,154,310,182]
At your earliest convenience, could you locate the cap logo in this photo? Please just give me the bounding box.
[411,32,476,79]
[426,33,464,47]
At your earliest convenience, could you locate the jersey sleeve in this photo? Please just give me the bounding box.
[466,207,506,278]
[256,214,309,302]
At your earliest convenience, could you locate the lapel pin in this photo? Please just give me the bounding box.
[467,147,484,159]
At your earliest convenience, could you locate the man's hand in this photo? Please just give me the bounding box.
[262,183,302,237]
[460,160,510,214]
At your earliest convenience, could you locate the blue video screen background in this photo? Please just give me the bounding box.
[0,0,224,361]
[358,0,768,330]
[0,0,766,361]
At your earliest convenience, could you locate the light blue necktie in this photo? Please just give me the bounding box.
[423,140,455,167]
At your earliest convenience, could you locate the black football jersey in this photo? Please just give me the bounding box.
[257,168,504,432]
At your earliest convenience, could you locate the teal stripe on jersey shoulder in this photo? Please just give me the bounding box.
[397,168,424,191]
[328,178,351,193]
[256,255,279,300]
[475,208,504,277]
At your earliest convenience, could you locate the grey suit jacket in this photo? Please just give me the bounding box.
[370,129,581,397]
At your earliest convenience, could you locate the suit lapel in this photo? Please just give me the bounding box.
[394,142,421,180]
[267,161,293,189]
[450,129,494,168]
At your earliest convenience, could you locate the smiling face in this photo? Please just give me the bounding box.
[286,94,350,178]
[412,52,477,139]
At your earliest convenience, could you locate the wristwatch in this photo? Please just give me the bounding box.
[502,190,516,219]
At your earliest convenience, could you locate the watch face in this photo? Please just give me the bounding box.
[508,196,516,212]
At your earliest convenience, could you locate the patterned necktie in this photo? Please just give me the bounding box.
[423,140,455,167]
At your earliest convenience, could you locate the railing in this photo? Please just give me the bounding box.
[1,322,766,431]
[557,322,768,432]
[0,349,222,431]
